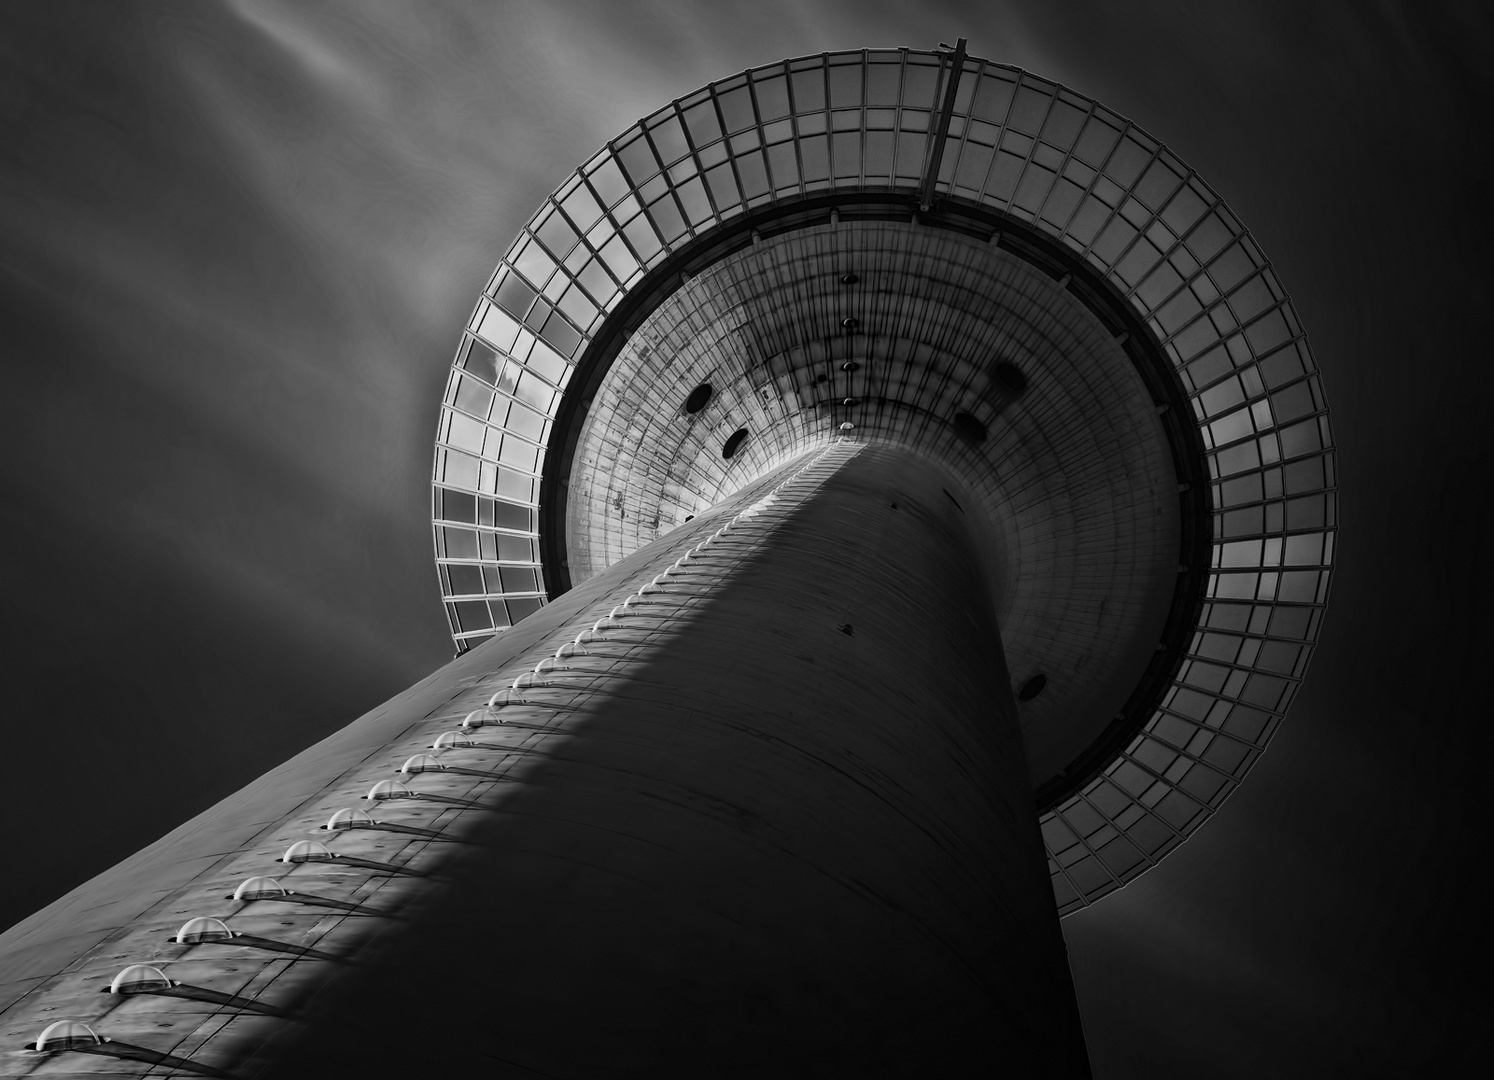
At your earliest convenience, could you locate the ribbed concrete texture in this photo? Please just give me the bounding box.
[0,444,1088,1078]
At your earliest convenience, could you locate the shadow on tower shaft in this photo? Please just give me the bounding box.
[261,447,1091,1078]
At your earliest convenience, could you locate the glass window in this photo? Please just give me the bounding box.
[535,209,579,260]
[832,131,860,179]
[828,62,862,109]
[475,303,521,354]
[560,184,604,233]
[445,412,485,454]
[1013,165,1056,216]
[615,134,660,185]
[454,600,491,631]
[445,563,483,596]
[439,489,476,523]
[1041,98,1087,148]
[767,141,800,190]
[587,156,629,208]
[1038,178,1085,231]
[598,233,640,281]
[890,132,926,180]
[790,65,825,111]
[904,60,942,110]
[442,527,479,560]
[647,194,688,244]
[623,214,663,261]
[462,339,501,385]
[455,375,494,420]
[683,99,723,147]
[1134,159,1182,212]
[1008,83,1051,134]
[705,162,740,212]
[500,566,539,593]
[511,241,557,292]
[496,533,534,561]
[752,72,791,121]
[648,114,691,166]
[717,83,756,132]
[1072,115,1120,168]
[865,131,897,182]
[676,176,714,226]
[539,312,582,359]
[865,61,901,108]
[1285,494,1325,531]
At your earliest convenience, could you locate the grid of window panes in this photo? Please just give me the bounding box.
[436,48,1336,910]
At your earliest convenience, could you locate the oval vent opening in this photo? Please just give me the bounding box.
[992,362,1028,396]
[1018,673,1048,702]
[952,412,988,444]
[722,428,749,459]
[684,382,713,414]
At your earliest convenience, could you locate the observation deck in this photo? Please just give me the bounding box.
[433,45,1337,914]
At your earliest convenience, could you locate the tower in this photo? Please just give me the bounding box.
[0,44,1334,1078]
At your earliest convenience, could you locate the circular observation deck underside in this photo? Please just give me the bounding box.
[432,48,1336,913]
[564,218,1183,794]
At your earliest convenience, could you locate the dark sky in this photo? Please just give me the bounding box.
[1,1,1489,1074]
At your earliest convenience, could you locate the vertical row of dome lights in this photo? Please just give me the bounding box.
[24,442,859,1073]
[817,252,1033,448]
[836,268,862,438]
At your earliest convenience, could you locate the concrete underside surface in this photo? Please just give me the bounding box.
[0,445,1089,1078]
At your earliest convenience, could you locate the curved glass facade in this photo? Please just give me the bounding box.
[435,48,1335,913]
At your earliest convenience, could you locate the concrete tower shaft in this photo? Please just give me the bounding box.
[259,443,1089,1077]
[0,444,1089,1077]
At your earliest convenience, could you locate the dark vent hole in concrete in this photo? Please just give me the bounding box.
[952,412,988,444]
[1018,673,1048,702]
[840,272,859,284]
[722,428,749,459]
[992,362,1028,395]
[684,383,713,414]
